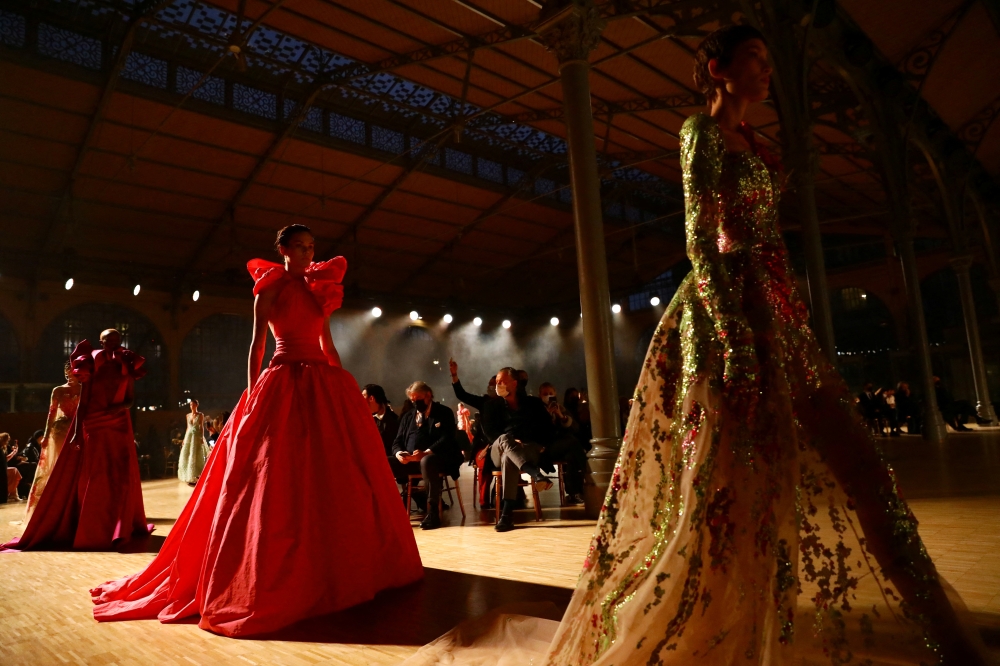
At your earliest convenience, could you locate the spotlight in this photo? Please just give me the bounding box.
[409,310,419,321]
[650,296,660,306]
[550,317,560,326]
[64,278,74,290]
[611,303,622,314]
[473,316,483,327]
[192,289,200,302]
[133,284,141,296]
[371,307,383,318]
[443,314,453,324]
[502,319,511,329]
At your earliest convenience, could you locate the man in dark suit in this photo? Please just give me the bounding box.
[390,381,460,530]
[362,384,399,457]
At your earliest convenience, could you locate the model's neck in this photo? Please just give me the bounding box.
[709,92,748,132]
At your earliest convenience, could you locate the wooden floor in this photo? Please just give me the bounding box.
[2,429,999,665]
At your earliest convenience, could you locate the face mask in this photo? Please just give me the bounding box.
[414,399,428,411]
[495,383,509,397]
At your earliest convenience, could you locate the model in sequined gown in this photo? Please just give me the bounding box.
[402,26,986,666]
[177,400,209,485]
[21,363,83,525]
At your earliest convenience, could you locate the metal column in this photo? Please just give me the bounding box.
[951,255,997,423]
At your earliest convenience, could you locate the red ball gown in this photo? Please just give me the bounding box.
[90,257,424,637]
[3,341,151,550]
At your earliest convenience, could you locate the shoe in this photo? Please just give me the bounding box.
[495,513,515,532]
[532,476,554,492]
[565,493,584,505]
[955,424,972,432]
[420,508,441,530]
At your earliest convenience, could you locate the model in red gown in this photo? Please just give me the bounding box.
[90,226,424,637]
[3,330,151,550]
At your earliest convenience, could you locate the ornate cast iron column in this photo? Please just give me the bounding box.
[539,0,621,519]
[950,255,998,423]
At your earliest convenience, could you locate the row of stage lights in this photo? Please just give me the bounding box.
[367,297,662,329]
[61,280,660,312]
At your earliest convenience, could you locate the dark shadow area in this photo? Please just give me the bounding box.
[116,534,166,554]
[884,432,1000,499]
[252,567,573,646]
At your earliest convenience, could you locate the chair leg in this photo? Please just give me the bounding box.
[557,464,567,507]
[472,467,479,509]
[453,477,466,518]
[531,481,542,521]
[406,479,413,516]
[495,477,501,524]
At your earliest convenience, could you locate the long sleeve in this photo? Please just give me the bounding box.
[427,407,457,456]
[680,113,756,381]
[391,413,410,456]
[452,381,486,412]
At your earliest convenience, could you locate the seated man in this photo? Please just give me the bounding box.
[538,382,587,505]
[363,384,399,457]
[490,367,556,532]
[389,381,460,531]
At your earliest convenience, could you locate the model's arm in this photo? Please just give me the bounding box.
[42,387,60,441]
[320,316,342,368]
[681,114,756,384]
[248,288,277,392]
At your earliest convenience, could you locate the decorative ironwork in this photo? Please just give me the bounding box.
[330,111,365,145]
[121,52,169,88]
[897,1,972,85]
[444,148,474,175]
[534,177,558,199]
[232,83,277,119]
[371,126,404,154]
[37,22,102,70]
[507,167,526,186]
[0,9,26,48]
[957,93,1000,155]
[176,65,225,104]
[477,158,503,184]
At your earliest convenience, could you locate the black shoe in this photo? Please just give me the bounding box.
[495,513,515,532]
[955,424,972,432]
[565,493,584,505]
[420,508,441,530]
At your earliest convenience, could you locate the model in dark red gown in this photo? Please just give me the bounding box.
[90,256,424,637]
[3,334,151,551]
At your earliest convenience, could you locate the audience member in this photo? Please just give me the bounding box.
[363,384,399,457]
[895,382,921,434]
[858,383,883,435]
[882,389,900,437]
[538,382,586,505]
[14,430,42,497]
[490,367,556,532]
[390,381,461,530]
[2,433,22,501]
[934,376,976,432]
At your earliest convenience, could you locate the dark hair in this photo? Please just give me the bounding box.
[32,430,44,444]
[497,366,518,378]
[693,24,766,103]
[362,384,389,406]
[275,224,313,250]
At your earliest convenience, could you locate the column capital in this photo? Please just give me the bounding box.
[949,254,974,272]
[538,0,605,64]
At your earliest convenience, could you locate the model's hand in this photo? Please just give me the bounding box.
[449,358,459,382]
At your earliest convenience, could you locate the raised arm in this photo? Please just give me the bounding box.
[449,359,486,411]
[42,387,60,441]
[320,316,342,368]
[681,114,756,384]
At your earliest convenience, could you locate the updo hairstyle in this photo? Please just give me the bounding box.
[692,24,767,103]
[274,224,314,251]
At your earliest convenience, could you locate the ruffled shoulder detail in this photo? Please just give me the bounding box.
[69,340,95,380]
[119,349,147,380]
[304,256,347,317]
[247,259,287,297]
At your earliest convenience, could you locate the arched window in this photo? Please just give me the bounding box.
[831,287,896,353]
[37,303,167,408]
[181,314,274,411]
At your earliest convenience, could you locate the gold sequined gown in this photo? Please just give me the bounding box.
[23,383,80,524]
[403,114,982,666]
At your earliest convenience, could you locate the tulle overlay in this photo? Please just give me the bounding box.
[91,257,423,637]
[177,413,209,484]
[403,115,959,665]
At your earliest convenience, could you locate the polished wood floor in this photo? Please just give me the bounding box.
[2,429,999,664]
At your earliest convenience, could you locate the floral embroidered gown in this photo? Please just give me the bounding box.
[403,114,978,666]
[177,411,208,484]
[23,382,80,524]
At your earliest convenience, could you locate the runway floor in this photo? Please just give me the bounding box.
[2,428,999,665]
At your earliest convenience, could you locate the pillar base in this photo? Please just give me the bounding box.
[583,437,622,520]
[922,407,949,444]
[976,401,999,424]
